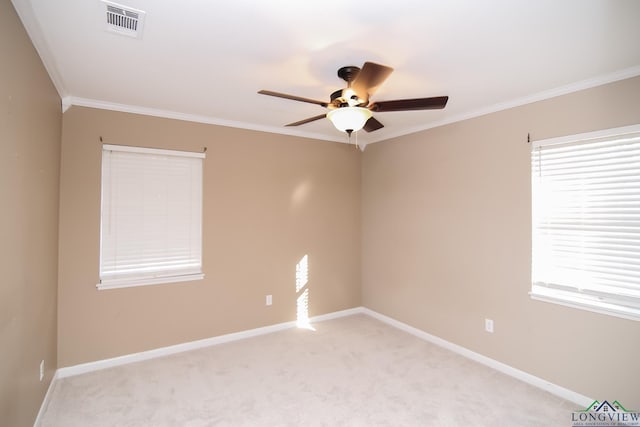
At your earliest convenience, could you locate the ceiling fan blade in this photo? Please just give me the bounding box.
[370,96,449,112]
[285,114,327,127]
[351,62,394,99]
[258,90,328,107]
[363,117,384,132]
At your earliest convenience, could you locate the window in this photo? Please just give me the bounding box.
[531,124,640,321]
[99,144,205,290]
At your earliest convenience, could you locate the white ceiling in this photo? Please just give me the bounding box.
[12,0,640,148]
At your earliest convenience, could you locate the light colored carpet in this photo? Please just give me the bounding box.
[38,314,574,426]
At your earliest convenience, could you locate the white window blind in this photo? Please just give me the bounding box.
[531,124,640,321]
[99,144,205,290]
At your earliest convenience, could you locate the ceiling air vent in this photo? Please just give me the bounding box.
[102,0,146,39]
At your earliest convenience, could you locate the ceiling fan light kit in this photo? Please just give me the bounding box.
[327,107,372,134]
[259,61,448,144]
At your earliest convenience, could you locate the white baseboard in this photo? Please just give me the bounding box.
[56,306,363,379]
[46,305,590,417]
[308,306,364,322]
[361,307,592,407]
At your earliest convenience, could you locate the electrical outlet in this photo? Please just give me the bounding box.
[266,295,272,306]
[39,360,44,381]
[485,318,494,333]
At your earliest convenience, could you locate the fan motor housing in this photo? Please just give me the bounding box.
[330,89,347,108]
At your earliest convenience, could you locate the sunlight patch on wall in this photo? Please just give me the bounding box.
[296,254,308,292]
[295,254,314,330]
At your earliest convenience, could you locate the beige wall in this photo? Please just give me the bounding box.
[0,0,61,425]
[58,107,361,367]
[362,76,640,406]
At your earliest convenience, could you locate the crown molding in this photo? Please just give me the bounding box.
[61,65,640,147]
[370,65,640,144]
[62,96,346,143]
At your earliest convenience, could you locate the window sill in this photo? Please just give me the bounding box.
[97,273,204,290]
[530,291,640,322]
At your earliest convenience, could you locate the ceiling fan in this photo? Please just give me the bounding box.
[258,61,448,136]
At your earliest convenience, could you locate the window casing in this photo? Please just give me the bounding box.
[99,144,205,290]
[531,124,640,321]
